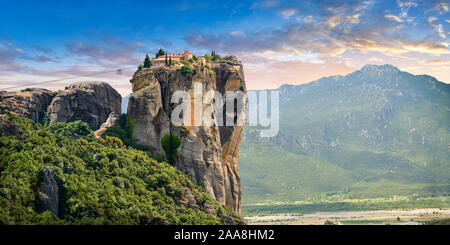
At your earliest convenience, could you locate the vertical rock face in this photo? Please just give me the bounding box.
[128,57,247,215]
[0,88,54,122]
[37,166,59,216]
[47,81,122,128]
[0,115,21,137]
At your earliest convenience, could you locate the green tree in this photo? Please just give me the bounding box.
[324,220,335,225]
[204,53,212,62]
[156,48,165,58]
[125,114,134,141]
[105,114,134,146]
[179,65,193,77]
[143,54,151,68]
[161,134,181,165]
[169,56,172,66]
[94,119,103,130]
[39,110,50,126]
[212,53,222,63]
[47,120,92,137]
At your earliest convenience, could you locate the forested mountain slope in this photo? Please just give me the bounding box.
[240,64,450,203]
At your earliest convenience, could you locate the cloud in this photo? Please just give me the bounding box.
[147,37,173,48]
[186,1,368,56]
[0,63,135,96]
[401,41,448,54]
[243,57,357,89]
[368,56,384,62]
[28,55,55,63]
[3,0,450,95]
[428,16,438,22]
[428,16,446,38]
[183,0,450,87]
[434,2,449,13]
[389,0,418,23]
[425,58,450,65]
[185,8,448,59]
[0,41,27,71]
[0,37,142,95]
[397,0,418,8]
[385,14,403,23]
[279,8,298,19]
[0,42,18,64]
[250,0,279,10]
[326,14,361,28]
[65,38,141,67]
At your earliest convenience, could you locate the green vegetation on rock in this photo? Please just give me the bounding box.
[104,114,134,146]
[0,115,239,224]
[161,134,181,165]
[179,65,193,77]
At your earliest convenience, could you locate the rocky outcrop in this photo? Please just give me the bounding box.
[128,57,246,215]
[0,88,54,122]
[37,166,59,216]
[0,116,21,137]
[47,81,121,128]
[372,100,393,121]
[94,112,120,138]
[128,72,167,151]
[100,111,120,129]
[173,187,201,212]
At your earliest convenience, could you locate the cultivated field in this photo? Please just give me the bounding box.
[246,208,450,225]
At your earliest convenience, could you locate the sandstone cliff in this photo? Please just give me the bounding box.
[128,56,247,215]
[0,115,21,137]
[47,81,122,128]
[0,88,54,122]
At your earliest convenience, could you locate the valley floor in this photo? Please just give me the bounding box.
[245,208,450,225]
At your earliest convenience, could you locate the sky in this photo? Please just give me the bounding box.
[0,0,449,96]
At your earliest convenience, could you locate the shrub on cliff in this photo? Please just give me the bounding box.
[204,53,212,62]
[204,52,222,63]
[104,114,134,146]
[161,134,181,165]
[119,113,134,141]
[212,54,222,63]
[179,65,193,77]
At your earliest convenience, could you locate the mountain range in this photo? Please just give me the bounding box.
[238,64,450,204]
